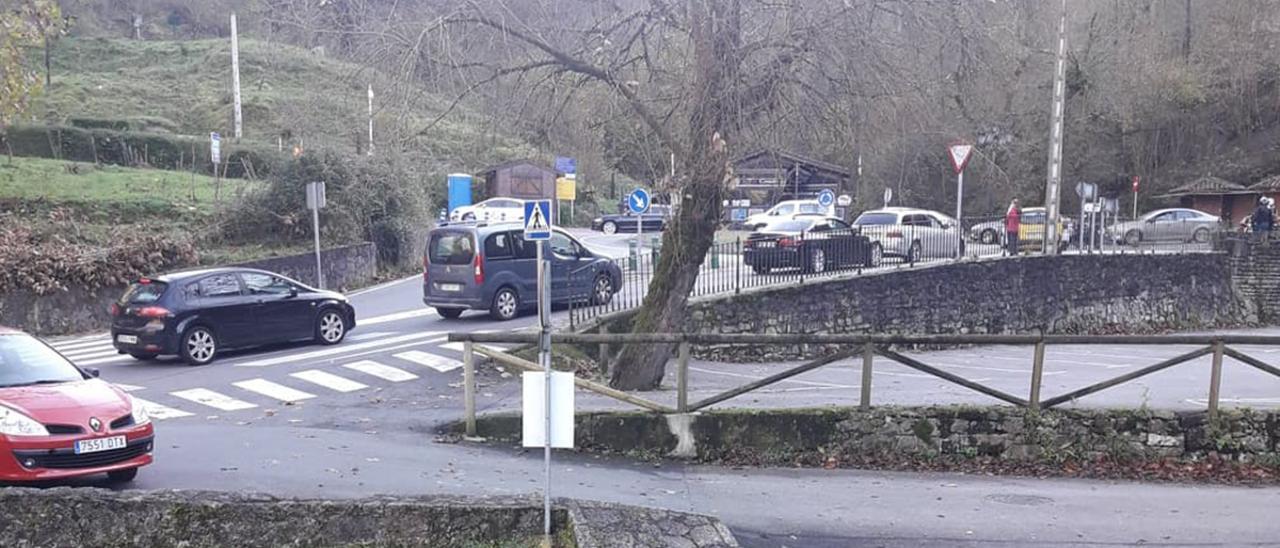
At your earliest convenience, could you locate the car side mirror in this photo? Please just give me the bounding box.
[289,287,299,298]
[87,368,100,378]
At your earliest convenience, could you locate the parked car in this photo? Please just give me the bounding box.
[743,200,829,230]
[744,216,880,274]
[0,328,153,483]
[423,222,623,321]
[852,207,964,261]
[967,207,1068,250]
[592,204,674,234]
[1108,208,1220,245]
[449,198,526,223]
[110,268,356,365]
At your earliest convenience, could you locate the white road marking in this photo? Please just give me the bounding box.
[357,308,436,327]
[113,383,144,392]
[1185,397,1280,407]
[343,360,418,382]
[441,342,466,352]
[290,370,368,393]
[52,339,113,352]
[394,350,462,373]
[236,332,444,367]
[131,397,193,420]
[170,388,257,411]
[232,379,316,403]
[348,331,395,342]
[62,348,125,361]
[75,355,136,366]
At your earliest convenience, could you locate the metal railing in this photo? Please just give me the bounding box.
[566,218,1227,328]
[451,332,1280,438]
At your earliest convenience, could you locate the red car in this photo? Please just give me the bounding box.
[0,328,153,483]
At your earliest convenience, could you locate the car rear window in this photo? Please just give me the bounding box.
[119,280,168,304]
[429,232,476,265]
[853,213,898,226]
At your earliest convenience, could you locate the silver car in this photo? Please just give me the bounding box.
[1108,208,1220,246]
[852,207,964,261]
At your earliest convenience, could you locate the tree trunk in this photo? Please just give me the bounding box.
[609,0,741,391]
[1182,0,1192,60]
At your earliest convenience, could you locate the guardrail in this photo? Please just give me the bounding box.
[451,332,1280,437]
[567,218,1228,328]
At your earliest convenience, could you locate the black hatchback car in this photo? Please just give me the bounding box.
[743,215,881,274]
[110,268,356,365]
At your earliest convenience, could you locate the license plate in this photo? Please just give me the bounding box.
[75,436,127,455]
[439,283,463,292]
[116,334,138,345]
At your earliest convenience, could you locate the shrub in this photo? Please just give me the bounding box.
[0,225,198,295]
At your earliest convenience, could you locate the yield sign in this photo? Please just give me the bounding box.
[948,143,974,174]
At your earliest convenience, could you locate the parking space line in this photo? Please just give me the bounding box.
[393,350,462,373]
[343,360,419,382]
[232,379,316,403]
[131,397,193,420]
[291,370,368,393]
[170,388,257,411]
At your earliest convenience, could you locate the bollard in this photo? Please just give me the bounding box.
[463,341,476,437]
[860,343,874,410]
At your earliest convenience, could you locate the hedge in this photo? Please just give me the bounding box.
[67,116,181,134]
[2,124,282,179]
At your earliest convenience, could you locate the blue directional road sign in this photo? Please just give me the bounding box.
[817,189,835,208]
[627,188,651,214]
[523,200,553,241]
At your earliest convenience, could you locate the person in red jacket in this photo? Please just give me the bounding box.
[1004,199,1021,256]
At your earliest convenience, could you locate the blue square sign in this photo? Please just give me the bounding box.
[523,200,553,241]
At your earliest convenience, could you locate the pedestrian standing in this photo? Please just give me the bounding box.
[1004,199,1021,256]
[1251,197,1273,242]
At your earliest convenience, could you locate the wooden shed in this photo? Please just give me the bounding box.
[1157,175,1255,226]
[476,160,560,217]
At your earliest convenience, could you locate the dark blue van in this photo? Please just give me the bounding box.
[423,222,622,320]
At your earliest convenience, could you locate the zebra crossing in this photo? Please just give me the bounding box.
[46,331,475,422]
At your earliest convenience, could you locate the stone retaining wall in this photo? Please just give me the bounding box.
[678,252,1256,361]
[0,489,739,548]
[0,243,377,336]
[465,407,1280,465]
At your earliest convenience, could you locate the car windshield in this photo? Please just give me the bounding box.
[0,335,84,388]
[853,213,898,226]
[118,280,168,304]
[760,219,815,232]
[428,232,475,265]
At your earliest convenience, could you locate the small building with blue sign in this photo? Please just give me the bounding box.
[727,149,852,221]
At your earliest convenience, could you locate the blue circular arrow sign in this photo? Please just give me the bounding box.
[817,189,835,207]
[628,188,651,214]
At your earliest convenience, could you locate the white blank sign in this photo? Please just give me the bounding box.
[522,371,575,449]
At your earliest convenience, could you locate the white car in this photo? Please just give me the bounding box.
[449,198,526,223]
[852,207,964,261]
[743,200,829,230]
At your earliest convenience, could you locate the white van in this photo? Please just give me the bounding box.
[743,200,829,230]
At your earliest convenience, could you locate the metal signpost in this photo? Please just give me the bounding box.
[1132,176,1141,219]
[555,157,577,224]
[628,188,651,271]
[306,182,326,288]
[1076,182,1097,253]
[210,132,222,202]
[521,199,554,545]
[949,143,975,258]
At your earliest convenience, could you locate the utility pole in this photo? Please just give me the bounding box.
[367,84,374,155]
[1043,0,1068,255]
[230,13,243,140]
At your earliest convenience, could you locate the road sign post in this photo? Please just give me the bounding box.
[949,143,974,258]
[306,182,327,288]
[1132,176,1141,219]
[628,188,651,274]
[520,200,554,543]
[210,132,222,203]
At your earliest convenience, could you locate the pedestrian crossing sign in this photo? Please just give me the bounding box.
[523,200,553,240]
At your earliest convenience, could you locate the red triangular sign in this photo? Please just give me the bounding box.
[949,144,973,174]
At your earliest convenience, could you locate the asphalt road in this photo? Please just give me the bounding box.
[37,229,1280,547]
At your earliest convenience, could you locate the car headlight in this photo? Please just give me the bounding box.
[0,405,49,437]
[128,395,151,426]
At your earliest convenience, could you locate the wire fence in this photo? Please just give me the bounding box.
[566,215,1233,328]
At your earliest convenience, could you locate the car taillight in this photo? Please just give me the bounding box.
[136,306,171,319]
[110,303,121,316]
[474,253,484,284]
[886,230,904,239]
[423,254,430,282]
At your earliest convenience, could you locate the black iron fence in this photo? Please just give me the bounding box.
[566,216,1229,328]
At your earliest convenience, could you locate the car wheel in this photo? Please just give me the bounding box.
[602,221,618,235]
[908,241,923,263]
[315,309,347,346]
[107,467,138,483]
[1192,227,1210,243]
[436,307,464,320]
[980,229,997,245]
[489,287,519,321]
[752,264,771,275]
[179,326,217,366]
[1125,230,1142,246]
[591,275,614,305]
[806,247,827,274]
[866,243,883,268]
[129,352,158,361]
